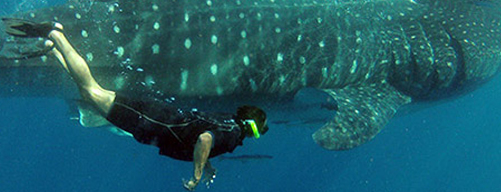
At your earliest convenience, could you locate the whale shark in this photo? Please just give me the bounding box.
[1,0,500,150]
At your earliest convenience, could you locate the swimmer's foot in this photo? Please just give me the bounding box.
[2,18,63,38]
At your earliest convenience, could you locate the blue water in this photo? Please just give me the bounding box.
[1,1,501,192]
[5,76,501,192]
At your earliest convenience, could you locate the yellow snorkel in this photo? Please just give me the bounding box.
[245,119,260,139]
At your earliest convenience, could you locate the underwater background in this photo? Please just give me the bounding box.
[1,0,501,191]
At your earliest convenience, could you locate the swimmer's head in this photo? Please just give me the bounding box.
[236,106,268,139]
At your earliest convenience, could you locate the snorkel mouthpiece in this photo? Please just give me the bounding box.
[246,119,260,139]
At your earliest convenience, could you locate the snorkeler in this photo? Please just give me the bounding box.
[2,18,269,191]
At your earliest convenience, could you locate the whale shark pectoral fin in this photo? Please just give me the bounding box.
[76,100,110,127]
[312,82,411,150]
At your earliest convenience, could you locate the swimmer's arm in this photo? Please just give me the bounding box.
[184,132,213,190]
[194,132,213,181]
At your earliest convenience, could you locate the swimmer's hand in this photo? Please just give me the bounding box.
[183,177,199,191]
[183,164,217,190]
[202,165,217,188]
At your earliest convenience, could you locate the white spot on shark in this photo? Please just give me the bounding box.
[180,70,189,91]
[322,67,328,78]
[211,64,218,75]
[184,38,192,49]
[241,30,247,38]
[30,13,35,18]
[206,0,213,6]
[152,4,159,11]
[81,30,88,38]
[145,75,155,87]
[114,76,125,90]
[108,5,115,13]
[319,40,325,48]
[350,60,358,73]
[239,13,245,19]
[113,25,120,33]
[152,44,160,54]
[75,13,82,19]
[299,56,306,64]
[279,75,286,85]
[249,79,257,92]
[86,53,94,61]
[275,27,281,33]
[211,35,218,44]
[115,46,124,58]
[277,53,284,62]
[216,87,223,95]
[185,13,190,22]
[210,16,216,22]
[41,56,47,62]
[256,13,262,20]
[153,22,160,30]
[356,37,362,44]
[243,56,250,66]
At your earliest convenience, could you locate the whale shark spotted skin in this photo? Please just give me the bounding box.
[1,0,501,150]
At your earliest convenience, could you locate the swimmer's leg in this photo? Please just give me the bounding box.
[47,28,115,114]
[46,41,68,73]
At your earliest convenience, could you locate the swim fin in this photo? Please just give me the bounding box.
[0,38,54,60]
[75,100,133,137]
[2,18,61,38]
